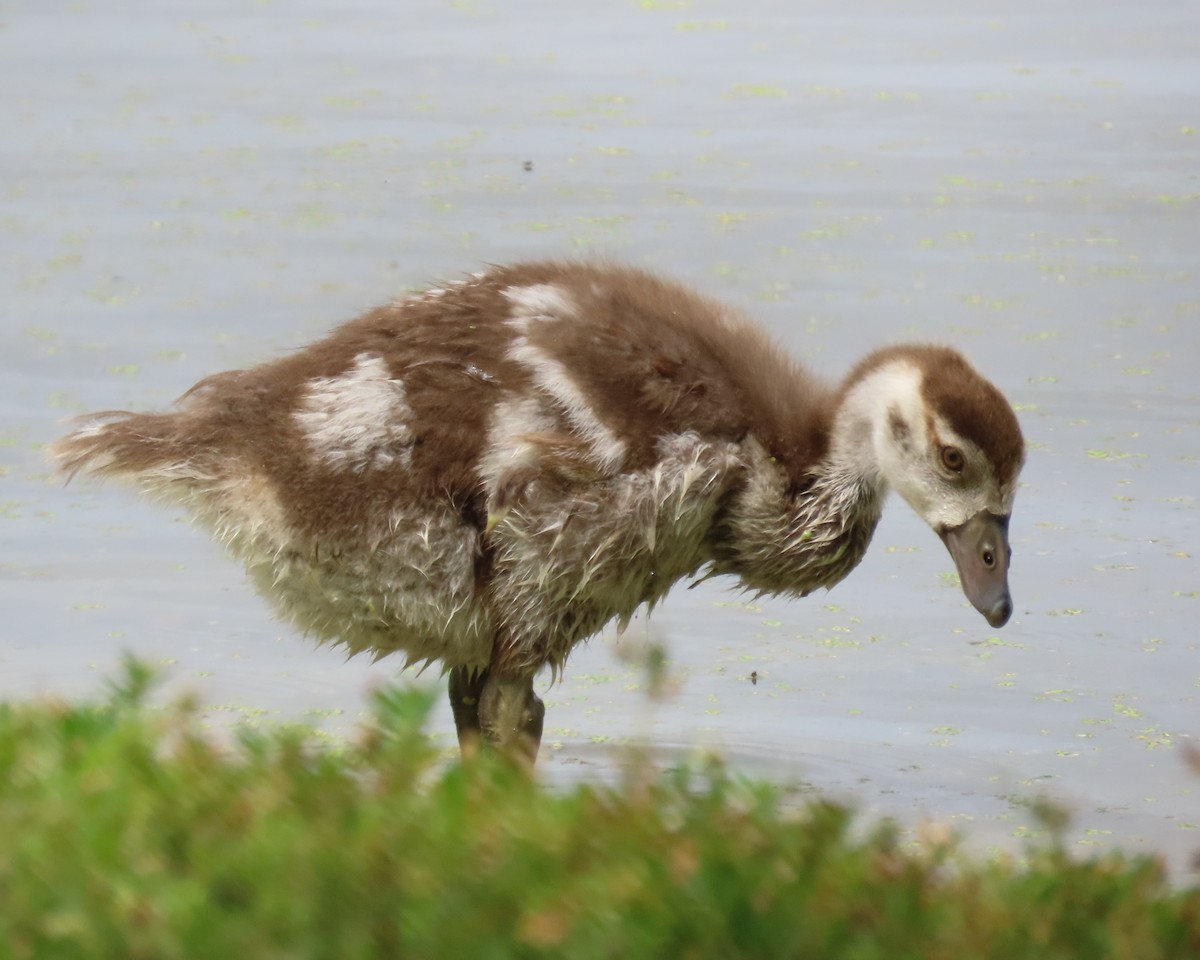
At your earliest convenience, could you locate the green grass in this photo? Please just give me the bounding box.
[0,660,1197,959]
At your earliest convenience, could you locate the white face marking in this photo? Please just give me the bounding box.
[294,353,414,472]
[925,413,1019,522]
[833,361,922,480]
[837,360,1018,531]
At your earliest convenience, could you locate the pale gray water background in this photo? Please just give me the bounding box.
[2,0,1198,874]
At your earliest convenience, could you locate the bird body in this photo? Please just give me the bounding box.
[51,260,1024,763]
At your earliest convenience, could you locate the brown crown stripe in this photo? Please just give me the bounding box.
[840,344,1024,485]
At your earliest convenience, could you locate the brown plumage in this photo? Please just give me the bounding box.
[50,260,1025,764]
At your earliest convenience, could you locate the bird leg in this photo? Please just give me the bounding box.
[448,665,489,758]
[478,669,545,768]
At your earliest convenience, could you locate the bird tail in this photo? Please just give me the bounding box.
[47,410,220,497]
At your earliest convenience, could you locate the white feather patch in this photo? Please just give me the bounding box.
[294,353,414,472]
[500,283,626,473]
[477,395,557,496]
[501,282,577,334]
[506,338,627,473]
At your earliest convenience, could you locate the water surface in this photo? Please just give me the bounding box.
[2,0,1197,875]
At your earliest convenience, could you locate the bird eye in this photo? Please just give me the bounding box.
[940,446,965,473]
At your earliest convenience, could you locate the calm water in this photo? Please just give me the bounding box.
[2,0,1198,875]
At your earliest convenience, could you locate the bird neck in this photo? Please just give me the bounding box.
[704,358,929,595]
[707,434,886,598]
[826,357,926,499]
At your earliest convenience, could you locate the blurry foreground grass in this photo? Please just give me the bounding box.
[1,660,1197,959]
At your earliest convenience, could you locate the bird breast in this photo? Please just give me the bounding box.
[711,445,886,599]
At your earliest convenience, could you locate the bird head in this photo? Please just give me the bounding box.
[840,347,1025,627]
